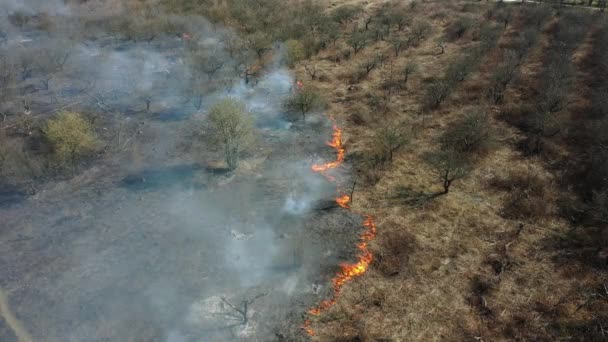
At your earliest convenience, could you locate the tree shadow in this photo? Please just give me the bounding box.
[119,164,203,191]
[152,109,192,122]
[392,186,443,207]
[0,186,27,207]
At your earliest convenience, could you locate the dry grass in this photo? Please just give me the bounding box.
[298,1,607,341]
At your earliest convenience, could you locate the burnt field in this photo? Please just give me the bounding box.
[0,114,362,341]
[0,1,368,341]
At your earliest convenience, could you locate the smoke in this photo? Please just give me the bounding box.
[0,0,70,16]
[0,2,342,341]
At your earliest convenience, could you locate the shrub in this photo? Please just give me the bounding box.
[445,17,474,42]
[350,66,368,84]
[489,169,551,220]
[374,228,416,276]
[45,112,97,169]
[0,136,44,184]
[285,39,305,67]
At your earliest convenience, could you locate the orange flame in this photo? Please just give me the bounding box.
[336,194,350,208]
[302,320,315,336]
[303,116,378,336]
[311,120,345,173]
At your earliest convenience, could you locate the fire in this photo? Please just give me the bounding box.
[336,194,350,208]
[304,116,378,336]
[311,120,344,173]
[302,320,315,336]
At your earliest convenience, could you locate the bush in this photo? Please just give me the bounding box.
[350,66,368,83]
[285,39,305,67]
[445,17,474,42]
[45,112,97,169]
[489,169,551,220]
[374,228,416,276]
[0,137,44,184]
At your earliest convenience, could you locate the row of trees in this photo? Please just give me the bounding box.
[423,23,502,111]
[564,19,608,230]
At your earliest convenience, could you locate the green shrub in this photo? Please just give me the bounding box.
[285,39,305,67]
[45,112,97,168]
[206,98,255,170]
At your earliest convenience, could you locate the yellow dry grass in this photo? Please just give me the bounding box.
[298,1,605,341]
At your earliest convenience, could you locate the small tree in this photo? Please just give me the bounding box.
[406,19,432,47]
[372,125,409,165]
[440,110,492,155]
[390,37,407,57]
[247,32,272,60]
[331,5,363,25]
[360,53,386,76]
[45,112,97,169]
[427,150,470,194]
[285,86,323,122]
[444,16,473,42]
[207,98,254,170]
[422,80,451,111]
[347,30,370,55]
[486,50,520,104]
[402,62,418,88]
[303,63,318,80]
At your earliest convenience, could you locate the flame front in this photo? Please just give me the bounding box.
[311,120,345,173]
[304,116,378,336]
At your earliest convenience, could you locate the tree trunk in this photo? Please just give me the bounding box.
[443,179,451,194]
[195,95,203,110]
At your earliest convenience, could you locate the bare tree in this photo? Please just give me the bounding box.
[303,63,318,80]
[218,292,267,325]
[486,50,520,104]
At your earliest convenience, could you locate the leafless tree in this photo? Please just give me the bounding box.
[303,63,318,80]
[218,292,268,325]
